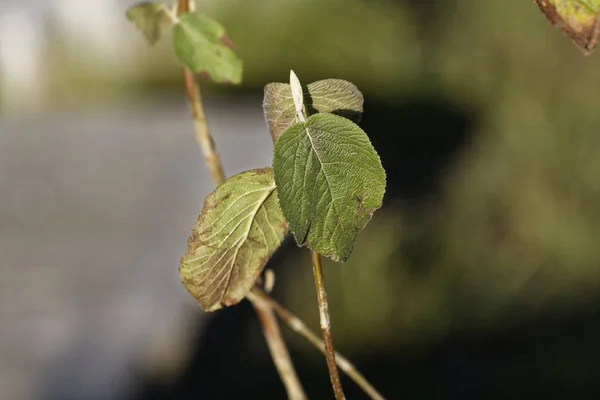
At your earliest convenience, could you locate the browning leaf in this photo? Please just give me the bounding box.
[179,168,288,311]
[533,0,600,54]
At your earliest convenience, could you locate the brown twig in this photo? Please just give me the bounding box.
[246,290,307,400]
[178,0,224,185]
[181,68,226,185]
[312,251,345,400]
[252,287,386,400]
[177,1,306,398]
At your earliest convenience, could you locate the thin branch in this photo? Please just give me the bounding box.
[312,251,345,400]
[181,68,226,184]
[247,290,307,400]
[177,0,192,13]
[177,1,306,398]
[251,287,386,400]
[178,2,224,186]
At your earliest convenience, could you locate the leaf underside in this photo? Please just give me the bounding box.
[273,113,386,262]
[172,12,243,84]
[533,0,600,54]
[126,2,171,45]
[263,79,364,144]
[179,168,288,311]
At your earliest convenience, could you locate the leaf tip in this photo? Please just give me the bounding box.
[289,70,305,121]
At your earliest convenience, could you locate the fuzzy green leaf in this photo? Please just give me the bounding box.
[125,2,171,45]
[533,0,600,54]
[179,168,287,311]
[264,79,363,143]
[273,113,385,262]
[172,12,242,84]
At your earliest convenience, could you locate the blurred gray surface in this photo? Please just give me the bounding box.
[0,96,273,400]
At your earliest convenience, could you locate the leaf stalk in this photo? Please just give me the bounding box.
[311,251,346,400]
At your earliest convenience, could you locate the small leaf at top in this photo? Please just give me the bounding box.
[289,70,306,122]
[126,2,171,45]
[273,113,386,262]
[172,12,243,84]
[263,79,364,144]
[179,168,288,311]
[533,0,600,54]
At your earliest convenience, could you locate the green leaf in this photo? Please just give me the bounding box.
[172,12,243,84]
[263,79,364,143]
[273,113,386,262]
[125,2,171,45]
[179,168,288,311]
[533,0,600,54]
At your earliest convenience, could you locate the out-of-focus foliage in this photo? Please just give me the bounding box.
[126,1,171,45]
[172,12,243,84]
[210,0,421,94]
[532,0,600,54]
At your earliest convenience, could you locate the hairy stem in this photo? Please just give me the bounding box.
[312,251,345,400]
[252,287,386,400]
[177,1,306,398]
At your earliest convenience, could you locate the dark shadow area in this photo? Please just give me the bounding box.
[397,0,457,37]
[133,295,600,399]
[361,96,475,203]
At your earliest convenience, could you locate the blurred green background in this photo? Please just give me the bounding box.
[3,0,600,399]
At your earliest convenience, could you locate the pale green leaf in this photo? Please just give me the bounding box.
[533,0,600,54]
[273,113,385,262]
[125,2,171,45]
[172,13,243,84]
[179,168,288,311]
[289,70,305,121]
[263,79,364,143]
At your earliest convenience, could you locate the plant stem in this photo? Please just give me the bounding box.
[311,251,345,400]
[178,2,224,186]
[181,68,225,184]
[251,287,386,400]
[246,290,307,400]
[177,1,306,398]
